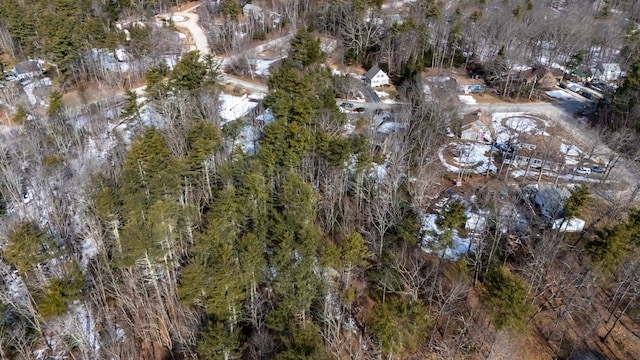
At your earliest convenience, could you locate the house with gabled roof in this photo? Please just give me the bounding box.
[515,66,563,88]
[591,63,623,82]
[14,61,42,81]
[459,111,491,143]
[364,66,389,88]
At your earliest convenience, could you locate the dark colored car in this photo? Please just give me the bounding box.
[354,107,365,113]
[580,91,593,100]
[494,143,510,152]
[591,165,606,173]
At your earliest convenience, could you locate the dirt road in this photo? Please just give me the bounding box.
[159,4,210,58]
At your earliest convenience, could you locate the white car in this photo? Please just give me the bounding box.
[575,167,591,175]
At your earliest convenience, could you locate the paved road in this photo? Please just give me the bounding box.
[358,82,380,103]
[461,100,586,119]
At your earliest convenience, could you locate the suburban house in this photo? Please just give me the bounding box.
[459,111,491,142]
[454,76,486,93]
[590,63,623,81]
[504,153,562,171]
[515,67,564,88]
[364,66,389,87]
[13,61,42,81]
[502,142,564,171]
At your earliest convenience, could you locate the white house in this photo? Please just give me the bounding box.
[364,66,389,87]
[591,63,623,81]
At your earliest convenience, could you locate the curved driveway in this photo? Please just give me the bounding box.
[159,4,210,58]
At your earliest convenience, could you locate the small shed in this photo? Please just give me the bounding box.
[455,77,486,93]
[364,66,389,88]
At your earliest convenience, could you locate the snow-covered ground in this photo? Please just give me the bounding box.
[253,57,284,77]
[502,115,549,136]
[375,90,399,104]
[458,95,477,104]
[511,169,603,183]
[377,121,404,134]
[490,112,551,143]
[23,77,52,106]
[419,204,486,260]
[546,90,574,100]
[219,93,258,124]
[234,125,259,154]
[423,84,432,100]
[560,143,582,157]
[438,143,497,174]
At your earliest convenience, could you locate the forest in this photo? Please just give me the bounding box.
[0,0,640,359]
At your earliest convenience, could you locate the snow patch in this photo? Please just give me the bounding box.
[458,95,477,104]
[170,15,187,22]
[546,90,574,100]
[438,143,497,174]
[419,212,475,261]
[377,121,404,134]
[560,143,582,156]
[219,93,258,124]
[253,57,283,77]
[234,125,259,154]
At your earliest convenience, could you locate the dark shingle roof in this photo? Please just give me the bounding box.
[14,61,40,75]
[365,66,383,80]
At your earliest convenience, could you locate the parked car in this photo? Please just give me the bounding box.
[575,167,591,175]
[494,142,513,153]
[590,165,606,173]
[580,91,593,100]
[339,102,354,109]
[354,107,365,113]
